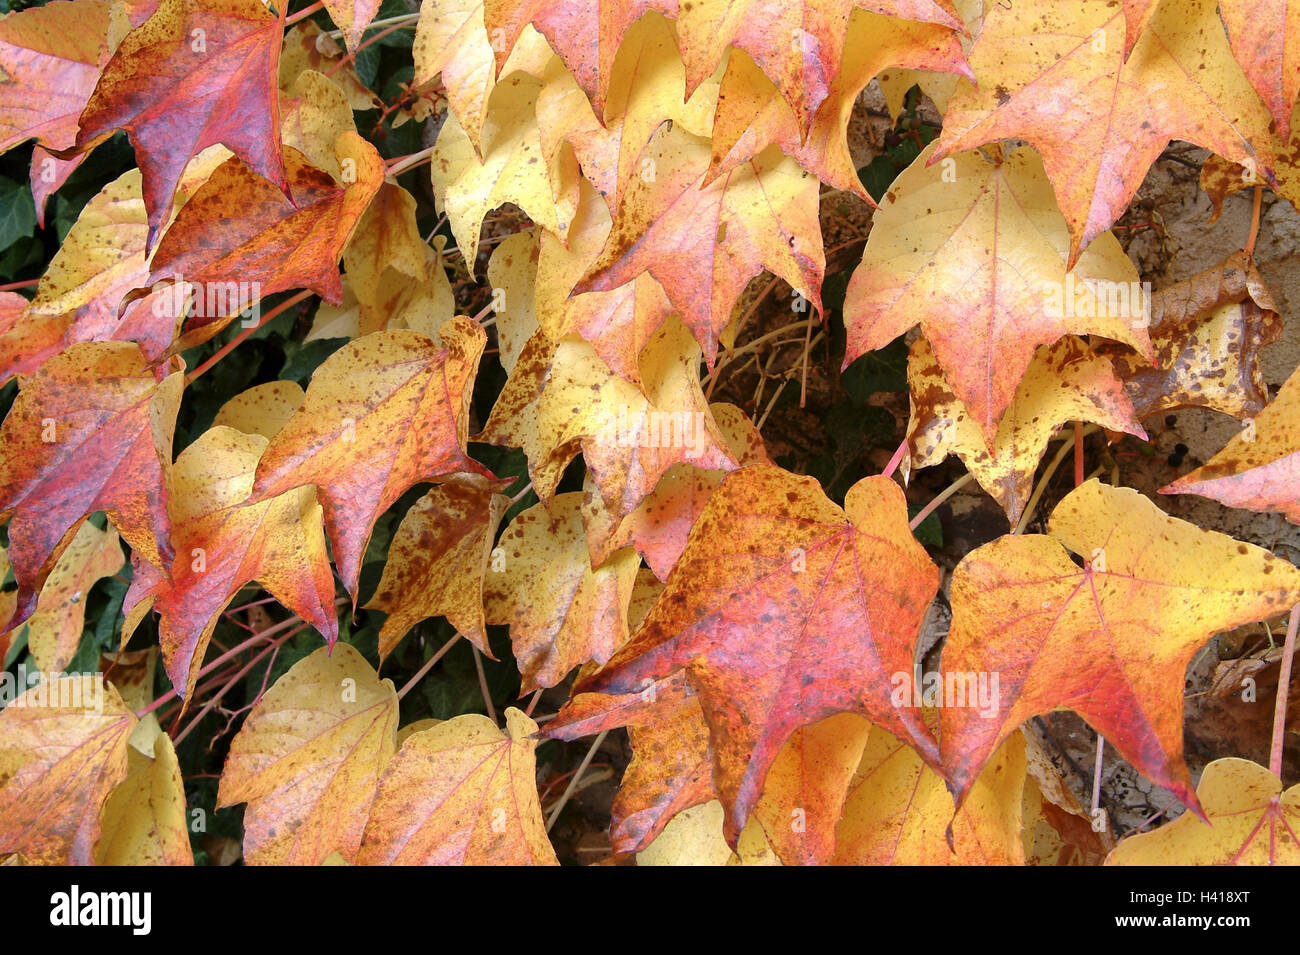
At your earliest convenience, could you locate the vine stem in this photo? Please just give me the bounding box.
[545,730,608,831]
[283,1,323,26]
[473,646,497,723]
[1091,735,1106,832]
[909,472,973,530]
[386,146,437,178]
[881,438,909,481]
[396,633,461,701]
[1073,420,1085,487]
[0,278,39,291]
[1245,184,1263,258]
[184,290,314,386]
[1269,603,1300,777]
[326,19,412,77]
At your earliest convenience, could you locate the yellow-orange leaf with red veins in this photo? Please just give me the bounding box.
[358,707,558,865]
[1218,0,1300,140]
[484,0,676,116]
[76,0,291,249]
[578,465,941,844]
[674,0,962,133]
[574,123,824,366]
[484,492,640,691]
[250,319,490,603]
[26,521,124,673]
[708,9,971,193]
[367,474,510,659]
[0,677,136,865]
[148,133,384,346]
[0,342,181,636]
[1106,758,1300,865]
[843,143,1152,445]
[344,182,427,308]
[940,480,1300,815]
[1098,252,1284,423]
[833,722,1027,865]
[217,645,398,865]
[1161,367,1300,524]
[124,425,338,701]
[0,1,110,155]
[904,335,1145,526]
[934,0,1275,263]
[278,21,378,112]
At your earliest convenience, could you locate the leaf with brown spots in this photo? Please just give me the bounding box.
[147,133,384,348]
[484,492,639,690]
[25,520,123,673]
[940,480,1300,815]
[903,335,1146,526]
[843,143,1153,445]
[1106,758,1300,865]
[1097,252,1284,422]
[1218,0,1300,140]
[573,122,824,366]
[358,707,558,865]
[76,0,292,249]
[321,0,379,52]
[217,644,398,865]
[122,425,337,701]
[0,341,182,637]
[0,677,136,865]
[366,474,510,659]
[249,319,491,603]
[933,0,1276,263]
[278,20,378,111]
[1161,366,1300,524]
[578,465,942,844]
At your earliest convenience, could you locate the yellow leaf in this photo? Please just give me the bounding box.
[95,731,194,865]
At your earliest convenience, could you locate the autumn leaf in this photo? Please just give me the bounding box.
[1105,758,1300,865]
[279,70,357,180]
[484,492,640,690]
[76,0,292,249]
[578,465,941,843]
[1161,366,1300,524]
[933,0,1275,262]
[218,644,398,865]
[278,20,378,111]
[483,0,675,116]
[573,123,824,366]
[843,143,1152,444]
[940,480,1300,813]
[344,183,427,308]
[147,132,384,346]
[430,71,580,264]
[414,0,552,153]
[904,335,1145,526]
[123,424,338,701]
[358,707,558,865]
[833,722,1026,865]
[0,676,136,865]
[1097,252,1283,422]
[250,319,491,602]
[367,474,510,659]
[322,0,379,52]
[708,8,971,194]
[1218,0,1300,140]
[0,342,182,635]
[0,0,110,156]
[674,0,963,132]
[545,668,715,855]
[25,520,123,674]
[95,731,194,865]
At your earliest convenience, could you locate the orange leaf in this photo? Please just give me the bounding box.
[578,465,941,844]
[250,320,491,602]
[77,0,292,249]
[940,480,1300,814]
